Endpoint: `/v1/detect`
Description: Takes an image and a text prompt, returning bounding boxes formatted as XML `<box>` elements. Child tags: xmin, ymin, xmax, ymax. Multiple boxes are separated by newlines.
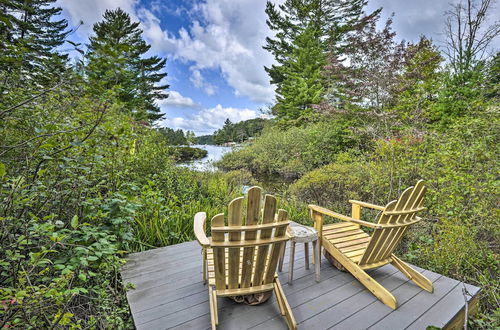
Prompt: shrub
<box><xmin>217</xmin><ymin>119</ymin><xmax>368</xmax><ymax>179</ymax></box>
<box><xmin>169</xmin><ymin>146</ymin><xmax>208</xmax><ymax>162</ymax></box>
<box><xmin>290</xmin><ymin>156</ymin><xmax>372</xmax><ymax>212</ymax></box>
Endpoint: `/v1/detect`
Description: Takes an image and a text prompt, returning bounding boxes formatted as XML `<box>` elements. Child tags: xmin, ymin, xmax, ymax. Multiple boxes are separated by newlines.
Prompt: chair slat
<box><xmin>373</xmin><ymin>185</ymin><xmax>416</xmax><ymax>262</ymax></box>
<box><xmin>211</xmin><ymin>221</ymin><xmax>289</xmax><ymax>232</ymax></box>
<box><xmin>344</xmin><ymin>248</ymin><xmax>366</xmax><ymax>258</ymax></box>
<box><xmin>227</xmin><ymin>197</ymin><xmax>243</xmax><ymax>290</ymax></box>
<box><xmin>360</xmin><ymin>181</ymin><xmax>427</xmax><ymax>265</ymax></box>
<box><xmin>330</xmin><ymin>233</ymin><xmax>368</xmax><ymax>244</ymax></box>
<box><xmin>379</xmin><ymin>182</ymin><xmax>427</xmax><ymax>259</ymax></box>
<box><xmin>377</xmin><ymin>182</ymin><xmax>426</xmax><ymax>260</ymax></box>
<box><xmin>241</xmin><ymin>187</ymin><xmax>261</xmax><ymax>288</ymax></box>
<box><xmin>334</xmin><ymin>236</ymin><xmax>371</xmax><ymax>248</ymax></box>
<box><xmin>324</xmin><ymin>229</ymin><xmax>364</xmax><ymax>239</ymax></box>
<box><xmin>252</xmin><ymin>194</ymin><xmax>276</xmax><ymax>286</ymax></box>
<box><xmin>363</xmin><ymin>187</ymin><xmax>411</xmax><ymax>264</ymax></box>
<box><xmin>264</xmin><ymin>209</ymin><xmax>288</xmax><ymax>283</ymax></box>
<box><xmin>209</xmin><ymin>236</ymin><xmax>289</xmax><ymax>247</ymax></box>
<box><xmin>323</xmin><ymin>223</ymin><xmax>359</xmax><ymax>233</ymax></box>
<box><xmin>211</xmin><ymin>213</ymin><xmax>226</xmax><ymax>289</ymax></box>
<box><xmin>339</xmin><ymin>242</ymin><xmax>369</xmax><ymax>253</ymax></box>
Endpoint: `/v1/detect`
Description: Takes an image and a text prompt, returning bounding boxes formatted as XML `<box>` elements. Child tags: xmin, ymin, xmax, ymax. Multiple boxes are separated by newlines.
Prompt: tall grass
<box><xmin>129</xmin><ymin>170</ymin><xmax>244</xmax><ymax>251</ymax></box>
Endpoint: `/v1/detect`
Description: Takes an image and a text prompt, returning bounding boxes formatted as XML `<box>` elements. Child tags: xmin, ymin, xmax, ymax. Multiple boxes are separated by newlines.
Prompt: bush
<box><xmin>0</xmin><ymin>85</ymin><xmax>245</xmax><ymax>327</ymax></box>
<box><xmin>290</xmin><ymin>157</ymin><xmax>372</xmax><ymax>212</ymax></box>
<box><xmin>129</xmin><ymin>170</ymin><xmax>243</xmax><ymax>251</ymax></box>
<box><xmin>169</xmin><ymin>146</ymin><xmax>208</xmax><ymax>162</ymax></box>
<box><xmin>217</xmin><ymin>119</ymin><xmax>368</xmax><ymax>179</ymax></box>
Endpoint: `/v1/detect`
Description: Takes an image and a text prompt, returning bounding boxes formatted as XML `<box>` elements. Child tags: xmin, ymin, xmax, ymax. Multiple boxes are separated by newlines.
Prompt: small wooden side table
<box><xmin>279</xmin><ymin>221</ymin><xmax>320</xmax><ymax>284</ymax></box>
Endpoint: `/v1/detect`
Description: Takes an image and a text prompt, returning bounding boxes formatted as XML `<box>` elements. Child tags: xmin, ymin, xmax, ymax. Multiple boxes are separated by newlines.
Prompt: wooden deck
<box><xmin>121</xmin><ymin>240</ymin><xmax>480</xmax><ymax>330</ymax></box>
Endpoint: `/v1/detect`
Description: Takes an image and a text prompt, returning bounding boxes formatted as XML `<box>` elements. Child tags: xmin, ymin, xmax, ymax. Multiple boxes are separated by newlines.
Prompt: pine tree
<box><xmin>86</xmin><ymin>8</ymin><xmax>168</xmax><ymax>122</ymax></box>
<box><xmin>0</xmin><ymin>0</ymin><xmax>69</xmax><ymax>85</ymax></box>
<box><xmin>274</xmin><ymin>25</ymin><xmax>324</xmax><ymax>121</ymax></box>
<box><xmin>264</xmin><ymin>0</ymin><xmax>377</xmax><ymax>123</ymax></box>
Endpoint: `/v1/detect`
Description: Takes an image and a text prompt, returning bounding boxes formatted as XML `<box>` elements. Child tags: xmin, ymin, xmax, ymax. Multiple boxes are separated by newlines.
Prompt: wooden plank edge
<box><xmin>444</xmin><ymin>287</ymin><xmax>481</xmax><ymax>330</ymax></box>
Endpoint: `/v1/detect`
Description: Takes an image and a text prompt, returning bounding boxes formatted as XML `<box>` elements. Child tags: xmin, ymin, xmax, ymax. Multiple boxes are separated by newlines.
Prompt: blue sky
<box><xmin>56</xmin><ymin>0</ymin><xmax>499</xmax><ymax>135</ymax></box>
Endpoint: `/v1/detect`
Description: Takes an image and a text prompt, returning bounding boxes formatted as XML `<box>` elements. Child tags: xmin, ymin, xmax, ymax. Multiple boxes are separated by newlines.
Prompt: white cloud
<box><xmin>162</xmin><ymin>104</ymin><xmax>261</xmax><ymax>135</ymax></box>
<box><xmin>190</xmin><ymin>69</ymin><xmax>217</xmax><ymax>96</ymax></box>
<box><xmin>58</xmin><ymin>0</ymin><xmax>276</xmax><ymax>103</ymax></box>
<box><xmin>159</xmin><ymin>0</ymin><xmax>276</xmax><ymax>103</ymax></box>
<box><xmin>56</xmin><ymin>0</ymin><xmax>140</xmax><ymax>37</ymax></box>
<box><xmin>158</xmin><ymin>91</ymin><xmax>197</xmax><ymax>108</ymax></box>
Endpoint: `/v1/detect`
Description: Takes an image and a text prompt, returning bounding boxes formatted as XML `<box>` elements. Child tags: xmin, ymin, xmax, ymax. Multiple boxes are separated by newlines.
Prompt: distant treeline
<box><xmin>158</xmin><ymin>127</ymin><xmax>195</xmax><ymax>145</ymax></box>
<box><xmin>195</xmin><ymin>135</ymin><xmax>215</xmax><ymax>145</ymax></box>
<box><xmin>212</xmin><ymin>118</ymin><xmax>269</xmax><ymax>144</ymax></box>
<box><xmin>158</xmin><ymin>117</ymin><xmax>269</xmax><ymax>145</ymax></box>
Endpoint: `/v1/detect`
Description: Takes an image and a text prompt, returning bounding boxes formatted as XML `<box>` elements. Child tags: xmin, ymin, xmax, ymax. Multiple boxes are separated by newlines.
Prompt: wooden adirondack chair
<box><xmin>194</xmin><ymin>186</ymin><xmax>297</xmax><ymax>330</ymax></box>
<box><xmin>308</xmin><ymin>180</ymin><xmax>433</xmax><ymax>309</ymax></box>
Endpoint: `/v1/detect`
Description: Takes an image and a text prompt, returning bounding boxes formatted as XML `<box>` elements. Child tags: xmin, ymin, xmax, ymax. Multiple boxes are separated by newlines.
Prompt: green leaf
<box><xmin>0</xmin><ymin>162</ymin><xmax>5</xmax><ymax>178</ymax></box>
<box><xmin>71</xmin><ymin>215</ymin><xmax>79</xmax><ymax>229</ymax></box>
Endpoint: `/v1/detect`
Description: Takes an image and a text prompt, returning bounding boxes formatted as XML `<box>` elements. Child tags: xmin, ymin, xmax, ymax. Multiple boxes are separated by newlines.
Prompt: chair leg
<box><xmin>274</xmin><ymin>282</ymin><xmax>286</xmax><ymax>316</ymax></box>
<box><xmin>313</xmin><ymin>239</ymin><xmax>320</xmax><ymax>282</ymax></box>
<box><xmin>274</xmin><ymin>276</ymin><xmax>297</xmax><ymax>330</ymax></box>
<box><xmin>325</xmin><ymin>243</ymin><xmax>397</xmax><ymax>309</ymax></box>
<box><xmin>288</xmin><ymin>241</ymin><xmax>295</xmax><ymax>284</ymax></box>
<box><xmin>304</xmin><ymin>242</ymin><xmax>309</xmax><ymax>270</ymax></box>
<box><xmin>208</xmin><ymin>286</ymin><xmax>218</xmax><ymax>329</ymax></box>
<box><xmin>213</xmin><ymin>289</ymin><xmax>218</xmax><ymax>325</ymax></box>
<box><xmin>391</xmin><ymin>255</ymin><xmax>433</xmax><ymax>292</ymax></box>
<box><xmin>278</xmin><ymin>241</ymin><xmax>287</xmax><ymax>272</ymax></box>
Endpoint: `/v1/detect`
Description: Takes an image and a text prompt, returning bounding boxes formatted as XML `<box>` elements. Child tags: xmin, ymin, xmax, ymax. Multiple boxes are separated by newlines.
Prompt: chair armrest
<box><xmin>349</xmin><ymin>200</ymin><xmax>386</xmax><ymax>211</ymax></box>
<box><xmin>194</xmin><ymin>212</ymin><xmax>210</xmax><ymax>247</ymax></box>
<box><xmin>308</xmin><ymin>205</ymin><xmax>381</xmax><ymax>229</ymax></box>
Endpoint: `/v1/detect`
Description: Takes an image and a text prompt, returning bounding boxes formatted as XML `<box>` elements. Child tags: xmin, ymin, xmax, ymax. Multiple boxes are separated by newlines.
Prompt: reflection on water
<box><xmin>178</xmin><ymin>144</ymin><xmax>233</xmax><ymax>171</ymax></box>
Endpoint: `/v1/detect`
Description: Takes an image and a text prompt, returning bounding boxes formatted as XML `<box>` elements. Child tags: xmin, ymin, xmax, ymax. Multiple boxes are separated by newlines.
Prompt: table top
<box><xmin>287</xmin><ymin>221</ymin><xmax>318</xmax><ymax>242</ymax></box>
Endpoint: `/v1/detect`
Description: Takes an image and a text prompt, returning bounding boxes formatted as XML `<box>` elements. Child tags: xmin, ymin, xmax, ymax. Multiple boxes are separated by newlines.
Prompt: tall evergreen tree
<box><xmin>86</xmin><ymin>8</ymin><xmax>168</xmax><ymax>122</ymax></box>
<box><xmin>274</xmin><ymin>25</ymin><xmax>324</xmax><ymax>121</ymax></box>
<box><xmin>0</xmin><ymin>0</ymin><xmax>69</xmax><ymax>86</ymax></box>
<box><xmin>264</xmin><ymin>0</ymin><xmax>377</xmax><ymax>123</ymax></box>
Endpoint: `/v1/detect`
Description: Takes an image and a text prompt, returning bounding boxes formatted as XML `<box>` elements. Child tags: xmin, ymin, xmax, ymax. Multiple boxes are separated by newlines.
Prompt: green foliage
<box><xmin>289</xmin><ymin>111</ymin><xmax>500</xmax><ymax>318</ymax></box>
<box><xmin>86</xmin><ymin>8</ymin><xmax>168</xmax><ymax>122</ymax></box>
<box><xmin>195</xmin><ymin>134</ymin><xmax>215</xmax><ymax>145</ymax></box>
<box><xmin>0</xmin><ymin>0</ymin><xmax>69</xmax><ymax>86</ymax></box>
<box><xmin>290</xmin><ymin>158</ymin><xmax>372</xmax><ymax>212</ymax></box>
<box><xmin>427</xmin><ymin>67</ymin><xmax>489</xmax><ymax>127</ymax></box>
<box><xmin>130</xmin><ymin>171</ymin><xmax>243</xmax><ymax>251</ymax></box>
<box><xmin>169</xmin><ymin>146</ymin><xmax>208</xmax><ymax>162</ymax></box>
<box><xmin>217</xmin><ymin>119</ymin><xmax>367</xmax><ymax>179</ymax></box>
<box><xmin>158</xmin><ymin>126</ymin><xmax>189</xmax><ymax>145</ymax></box>
<box><xmin>485</xmin><ymin>51</ymin><xmax>500</xmax><ymax>100</ymax></box>
<box><xmin>212</xmin><ymin>118</ymin><xmax>269</xmax><ymax>144</ymax></box>
<box><xmin>264</xmin><ymin>0</ymin><xmax>374</xmax><ymax>123</ymax></box>
<box><xmin>0</xmin><ymin>80</ymin><xmax>246</xmax><ymax>327</ymax></box>
<box><xmin>273</xmin><ymin>25</ymin><xmax>325</xmax><ymax>123</ymax></box>
<box><xmin>390</xmin><ymin>37</ymin><xmax>444</xmax><ymax>126</ymax></box>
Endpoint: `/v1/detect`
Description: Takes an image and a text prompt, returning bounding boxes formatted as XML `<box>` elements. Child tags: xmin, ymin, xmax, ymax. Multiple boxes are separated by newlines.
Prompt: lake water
<box><xmin>178</xmin><ymin>144</ymin><xmax>233</xmax><ymax>171</ymax></box>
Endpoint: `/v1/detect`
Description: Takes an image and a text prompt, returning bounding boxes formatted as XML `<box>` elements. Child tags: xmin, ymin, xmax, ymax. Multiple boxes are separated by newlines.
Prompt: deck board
<box><xmin>121</xmin><ymin>240</ymin><xmax>480</xmax><ymax>330</ymax></box>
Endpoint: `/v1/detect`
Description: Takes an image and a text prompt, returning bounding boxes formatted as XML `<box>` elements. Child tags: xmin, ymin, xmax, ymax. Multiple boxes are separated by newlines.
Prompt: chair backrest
<box><xmin>358</xmin><ymin>180</ymin><xmax>427</xmax><ymax>266</ymax></box>
<box><xmin>210</xmin><ymin>186</ymin><xmax>289</xmax><ymax>292</ymax></box>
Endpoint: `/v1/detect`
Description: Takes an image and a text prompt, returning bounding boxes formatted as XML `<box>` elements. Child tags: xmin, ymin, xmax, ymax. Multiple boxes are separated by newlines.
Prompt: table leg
<box><xmin>288</xmin><ymin>241</ymin><xmax>295</xmax><ymax>284</ymax></box>
<box><xmin>304</xmin><ymin>242</ymin><xmax>309</xmax><ymax>270</ymax></box>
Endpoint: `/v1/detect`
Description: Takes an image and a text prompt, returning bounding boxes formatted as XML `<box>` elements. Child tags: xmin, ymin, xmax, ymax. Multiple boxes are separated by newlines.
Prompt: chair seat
<box><xmin>322</xmin><ymin>222</ymin><xmax>371</xmax><ymax>264</ymax></box>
